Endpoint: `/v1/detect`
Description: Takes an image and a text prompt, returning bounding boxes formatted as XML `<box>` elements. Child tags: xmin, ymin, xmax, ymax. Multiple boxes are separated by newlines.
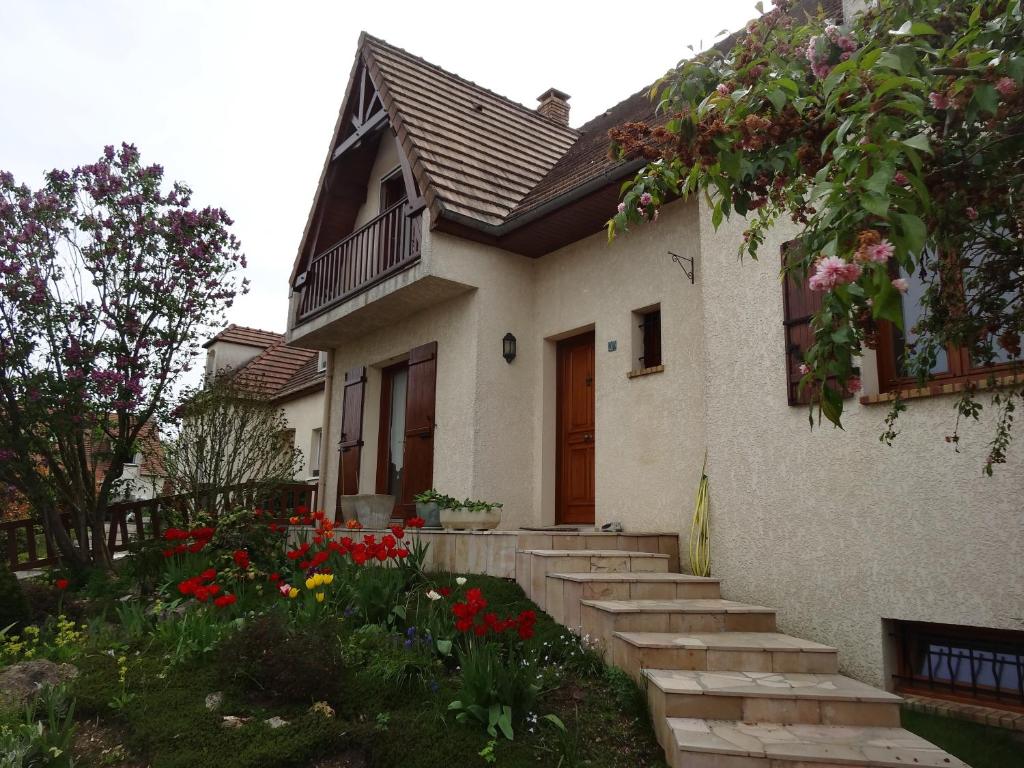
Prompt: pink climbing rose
<box><xmin>928</xmin><ymin>91</ymin><xmax>949</xmax><ymax>110</ymax></box>
<box><xmin>865</xmin><ymin>240</ymin><xmax>895</xmax><ymax>264</ymax></box>
<box><xmin>995</xmin><ymin>77</ymin><xmax>1017</xmax><ymax>97</ymax></box>
<box><xmin>892</xmin><ymin>277</ymin><xmax>909</xmax><ymax>294</ymax></box>
<box><xmin>808</xmin><ymin>256</ymin><xmax>861</xmax><ymax>291</ymax></box>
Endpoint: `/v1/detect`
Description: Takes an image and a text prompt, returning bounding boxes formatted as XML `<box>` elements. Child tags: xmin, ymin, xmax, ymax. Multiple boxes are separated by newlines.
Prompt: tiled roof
<box><xmin>232</xmin><ymin>342</ymin><xmax>318</xmax><ymax>397</ymax></box>
<box><xmin>203</xmin><ymin>324</ymin><xmax>284</xmax><ymax>350</ymax></box>
<box><xmin>272</xmin><ymin>355</ymin><xmax>326</xmax><ymax>402</ymax></box>
<box><xmin>362</xmin><ymin>34</ymin><xmax>579</xmax><ymax>226</ymax></box>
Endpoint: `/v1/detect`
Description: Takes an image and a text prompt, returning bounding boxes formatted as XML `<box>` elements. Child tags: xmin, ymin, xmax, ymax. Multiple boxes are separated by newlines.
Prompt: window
<box><xmin>379</xmin><ymin>168</ymin><xmax>406</xmax><ymax>212</ymax></box>
<box><xmin>876</xmin><ymin>249</ymin><xmax>1021</xmax><ymax>393</ymax></box>
<box><xmin>632</xmin><ymin>305</ymin><xmax>662</xmax><ymax>371</ymax></box>
<box><xmin>317</xmin><ymin>351</ymin><xmax>328</xmax><ymax>373</ymax></box>
<box><xmin>377</xmin><ymin>361</ymin><xmax>409</xmax><ymax>503</ymax></box>
<box><xmin>891</xmin><ymin>620</ymin><xmax>1024</xmax><ymax>709</ymax></box>
<box><xmin>309</xmin><ymin>428</ymin><xmax>322</xmax><ymax>478</ymax></box>
<box><xmin>782</xmin><ymin>244</ymin><xmax>824</xmax><ymax>405</ymax></box>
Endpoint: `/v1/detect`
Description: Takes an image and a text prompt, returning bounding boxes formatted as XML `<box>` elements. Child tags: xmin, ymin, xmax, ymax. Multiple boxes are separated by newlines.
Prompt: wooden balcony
<box><xmin>295</xmin><ymin>201</ymin><xmax>422</xmax><ymax>324</ymax></box>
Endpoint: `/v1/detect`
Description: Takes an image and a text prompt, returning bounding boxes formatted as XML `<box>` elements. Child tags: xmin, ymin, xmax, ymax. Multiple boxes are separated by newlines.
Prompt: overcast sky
<box><xmin>1</xmin><ymin>0</ymin><xmax>760</xmax><ymax>339</ymax></box>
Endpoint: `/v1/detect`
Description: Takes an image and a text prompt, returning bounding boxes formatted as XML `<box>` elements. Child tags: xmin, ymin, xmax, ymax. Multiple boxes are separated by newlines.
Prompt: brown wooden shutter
<box><xmin>337</xmin><ymin>366</ymin><xmax>366</xmax><ymax>501</ymax></box>
<box><xmin>782</xmin><ymin>244</ymin><xmax>822</xmax><ymax>406</ymax></box>
<box><xmin>400</xmin><ymin>341</ymin><xmax>437</xmax><ymax>517</ymax></box>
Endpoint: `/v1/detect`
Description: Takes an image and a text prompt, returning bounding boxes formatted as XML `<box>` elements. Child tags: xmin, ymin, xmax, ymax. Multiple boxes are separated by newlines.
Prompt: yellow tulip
<box><xmin>313</xmin><ymin>573</ymin><xmax>325</xmax><ymax>587</ymax></box>
<box><xmin>322</xmin><ymin>574</ymin><xmax>334</xmax><ymax>585</ymax></box>
<box><xmin>305</xmin><ymin>577</ymin><xmax>316</xmax><ymax>590</ymax></box>
<box><xmin>315</xmin><ymin>592</ymin><xmax>325</xmax><ymax>603</ymax></box>
<box><xmin>288</xmin><ymin>588</ymin><xmax>299</xmax><ymax>599</ymax></box>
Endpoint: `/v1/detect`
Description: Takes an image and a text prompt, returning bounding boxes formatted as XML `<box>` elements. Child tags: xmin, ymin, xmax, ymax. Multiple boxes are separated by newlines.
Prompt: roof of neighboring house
<box><xmin>272</xmin><ymin>355</ymin><xmax>326</xmax><ymax>402</ymax></box>
<box><xmin>203</xmin><ymin>324</ymin><xmax>285</xmax><ymax>350</ymax></box>
<box><xmin>362</xmin><ymin>34</ymin><xmax>580</xmax><ymax>227</ymax></box>
<box><xmin>231</xmin><ymin>342</ymin><xmax>318</xmax><ymax>397</ymax></box>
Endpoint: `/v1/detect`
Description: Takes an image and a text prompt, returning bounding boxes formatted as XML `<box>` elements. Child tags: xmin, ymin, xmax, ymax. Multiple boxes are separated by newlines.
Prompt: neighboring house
<box><xmin>282</xmin><ymin>4</ymin><xmax>1021</xmax><ymax>709</ymax></box>
<box><xmin>202</xmin><ymin>324</ymin><xmax>326</xmax><ymax>481</ymax></box>
<box><xmin>101</xmin><ymin>421</ymin><xmax>167</xmax><ymax>501</ymax></box>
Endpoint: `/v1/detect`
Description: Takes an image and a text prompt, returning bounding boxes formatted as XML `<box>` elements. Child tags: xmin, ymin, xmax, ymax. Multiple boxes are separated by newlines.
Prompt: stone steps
<box><xmin>545</xmin><ymin>572</ymin><xmax>722</xmax><ymax>628</ymax></box>
<box><xmin>610</xmin><ymin>631</ymin><xmax>839</xmax><ymax>680</ymax></box>
<box><xmin>515</xmin><ymin>549</ymin><xmax>670</xmax><ymax>610</ymax></box>
<box><xmin>579</xmin><ymin>599</ymin><xmax>777</xmax><ymax>653</ymax></box>
<box><xmin>663</xmin><ymin>719</ymin><xmax>970</xmax><ymax>768</ymax></box>
<box><xmin>645</xmin><ymin>670</ymin><xmax>903</xmax><ymax>728</ymax></box>
<box><xmin>513</xmin><ymin>538</ymin><xmax>964</xmax><ymax>768</ymax></box>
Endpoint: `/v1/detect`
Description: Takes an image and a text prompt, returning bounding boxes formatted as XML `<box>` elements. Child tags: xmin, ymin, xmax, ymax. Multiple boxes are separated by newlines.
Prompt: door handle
<box><xmin>583</xmin><ymin>433</ymin><xmax>593</xmax><ymax>442</ymax></box>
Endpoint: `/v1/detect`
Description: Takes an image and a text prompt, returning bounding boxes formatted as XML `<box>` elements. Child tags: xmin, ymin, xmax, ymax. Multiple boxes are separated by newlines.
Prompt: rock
<box><xmin>265</xmin><ymin>716</ymin><xmax>288</xmax><ymax>729</ymax></box>
<box><xmin>205</xmin><ymin>691</ymin><xmax>224</xmax><ymax>711</ymax></box>
<box><xmin>0</xmin><ymin>660</ymin><xmax>78</xmax><ymax>708</ymax></box>
<box><xmin>221</xmin><ymin>715</ymin><xmax>251</xmax><ymax>729</ymax></box>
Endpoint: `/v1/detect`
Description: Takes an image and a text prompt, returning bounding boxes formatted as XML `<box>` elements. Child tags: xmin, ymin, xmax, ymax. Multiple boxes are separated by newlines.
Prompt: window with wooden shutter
<box><xmin>782</xmin><ymin>244</ymin><xmax>823</xmax><ymax>405</ymax></box>
<box><xmin>400</xmin><ymin>341</ymin><xmax>437</xmax><ymax>519</ymax></box>
<box><xmin>336</xmin><ymin>366</ymin><xmax>366</xmax><ymax>503</ymax></box>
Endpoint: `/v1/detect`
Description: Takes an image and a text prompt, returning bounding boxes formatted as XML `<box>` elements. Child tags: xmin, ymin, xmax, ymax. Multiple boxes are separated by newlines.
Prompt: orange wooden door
<box><xmin>556</xmin><ymin>332</ymin><xmax>595</xmax><ymax>525</ymax></box>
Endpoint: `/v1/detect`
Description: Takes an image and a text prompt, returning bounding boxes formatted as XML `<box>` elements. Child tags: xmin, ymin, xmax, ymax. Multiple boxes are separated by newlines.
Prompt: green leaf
<box><xmin>864</xmin><ymin>163</ymin><xmax>895</xmax><ymax>195</ymax></box>
<box><xmin>765</xmin><ymin>88</ymin><xmax>786</xmax><ymax>112</ymax></box>
<box><xmin>872</xmin><ymin>280</ymin><xmax>904</xmax><ymax>328</ymax></box>
<box><xmin>902</xmin><ymin>133</ymin><xmax>932</xmax><ymax>154</ymax></box>
<box><xmin>497</xmin><ymin>706</ymin><xmax>514</xmax><ymax>741</ymax></box>
<box><xmin>436</xmin><ymin>639</ymin><xmax>453</xmax><ymax>656</ymax></box>
<box><xmin>448</xmin><ymin>700</ymin><xmax>463</xmax><ymax>711</ymax></box>
<box><xmin>876</xmin><ymin>51</ymin><xmax>906</xmax><ymax>73</ymax></box>
<box><xmin>820</xmin><ymin>384</ymin><xmax>845</xmax><ymax>429</ymax></box>
<box><xmin>861</xmin><ymin>192</ymin><xmax>890</xmax><ymax>217</ymax></box>
<box><xmin>711</xmin><ymin>201</ymin><xmax>724</xmax><ymax>229</ymax></box>
<box><xmin>543</xmin><ymin>714</ymin><xmax>567</xmax><ymax>732</ymax></box>
<box><xmin>890</xmin><ymin>20</ymin><xmax>938</xmax><ymax>36</ymax></box>
<box><xmin>972</xmin><ymin>83</ymin><xmax>998</xmax><ymax>115</ymax></box>
<box><xmin>896</xmin><ymin>213</ymin><xmax>926</xmax><ymax>257</ymax></box>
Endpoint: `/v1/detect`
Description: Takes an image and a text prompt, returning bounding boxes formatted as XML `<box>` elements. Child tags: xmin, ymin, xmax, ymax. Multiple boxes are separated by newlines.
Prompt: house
<box><xmin>202</xmin><ymin>324</ymin><xmax>326</xmax><ymax>481</ymax></box>
<box><xmin>282</xmin><ymin>2</ymin><xmax>1022</xmax><ymax>733</ymax></box>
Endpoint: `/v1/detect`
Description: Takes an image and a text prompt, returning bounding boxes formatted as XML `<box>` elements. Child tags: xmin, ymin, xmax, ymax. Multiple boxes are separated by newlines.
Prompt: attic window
<box><xmin>380</xmin><ymin>168</ymin><xmax>406</xmax><ymax>212</ymax></box>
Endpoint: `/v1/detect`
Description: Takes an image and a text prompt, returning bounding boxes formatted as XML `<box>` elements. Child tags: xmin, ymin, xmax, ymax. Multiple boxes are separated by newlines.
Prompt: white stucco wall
<box><xmin>696</xmin><ymin>201</ymin><xmax>1024</xmax><ymax>687</ymax></box>
<box><xmin>352</xmin><ymin>133</ymin><xmax>401</xmax><ymax>229</ymax></box>
<box><xmin>204</xmin><ymin>341</ymin><xmax>263</xmax><ymax>377</ymax></box>
<box><xmin>278</xmin><ymin>388</ymin><xmax>325</xmax><ymax>481</ymax></box>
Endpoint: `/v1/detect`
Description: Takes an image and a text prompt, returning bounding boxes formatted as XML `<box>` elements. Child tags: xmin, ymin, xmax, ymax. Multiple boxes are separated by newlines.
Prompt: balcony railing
<box><xmin>296</xmin><ymin>201</ymin><xmax>422</xmax><ymax>323</ymax></box>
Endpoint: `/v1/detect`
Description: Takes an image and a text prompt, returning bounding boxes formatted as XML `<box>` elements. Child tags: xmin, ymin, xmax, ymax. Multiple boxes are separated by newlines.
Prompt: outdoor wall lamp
<box><xmin>502</xmin><ymin>332</ymin><xmax>517</xmax><ymax>364</ymax></box>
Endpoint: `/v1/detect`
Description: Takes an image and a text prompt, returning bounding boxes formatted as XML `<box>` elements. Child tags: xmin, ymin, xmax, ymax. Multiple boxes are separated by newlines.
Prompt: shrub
<box><xmin>0</xmin><ymin>562</ymin><xmax>30</xmax><ymax>630</ymax></box>
<box><xmin>217</xmin><ymin>612</ymin><xmax>345</xmax><ymax>704</ymax></box>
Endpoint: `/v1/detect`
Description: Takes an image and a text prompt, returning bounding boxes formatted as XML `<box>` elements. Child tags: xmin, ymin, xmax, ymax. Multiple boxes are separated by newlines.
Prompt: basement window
<box><xmin>630</xmin><ymin>305</ymin><xmax>663</xmax><ymax>376</ymax></box>
<box><xmin>890</xmin><ymin>620</ymin><xmax>1024</xmax><ymax>710</ymax></box>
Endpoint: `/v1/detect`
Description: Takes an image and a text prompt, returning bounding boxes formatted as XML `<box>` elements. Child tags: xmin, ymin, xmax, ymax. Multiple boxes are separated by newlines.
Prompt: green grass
<box><xmin>902</xmin><ymin>708</ymin><xmax>1024</xmax><ymax>768</ymax></box>
<box><xmin>65</xmin><ymin>574</ymin><xmax>666</xmax><ymax>768</ymax></box>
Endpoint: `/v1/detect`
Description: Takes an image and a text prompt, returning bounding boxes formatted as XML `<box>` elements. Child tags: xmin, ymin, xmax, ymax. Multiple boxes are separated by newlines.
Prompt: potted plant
<box><xmin>347</xmin><ymin>494</ymin><xmax>395</xmax><ymax>529</ymax></box>
<box><xmin>412</xmin><ymin>488</ymin><xmax>450</xmax><ymax>529</ymax></box>
<box><xmin>440</xmin><ymin>497</ymin><xmax>503</xmax><ymax>531</ymax></box>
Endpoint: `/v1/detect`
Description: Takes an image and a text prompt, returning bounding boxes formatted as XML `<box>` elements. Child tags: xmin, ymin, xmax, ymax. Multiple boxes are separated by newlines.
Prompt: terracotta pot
<box><xmin>439</xmin><ymin>506</ymin><xmax>501</xmax><ymax>531</ymax></box>
<box><xmin>347</xmin><ymin>494</ymin><xmax>395</xmax><ymax>529</ymax></box>
<box><xmin>415</xmin><ymin>501</ymin><xmax>442</xmax><ymax>529</ymax></box>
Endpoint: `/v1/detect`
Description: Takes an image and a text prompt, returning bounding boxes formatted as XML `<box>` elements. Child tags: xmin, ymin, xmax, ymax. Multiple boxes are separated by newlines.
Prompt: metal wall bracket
<box><xmin>669</xmin><ymin>251</ymin><xmax>695</xmax><ymax>284</ymax></box>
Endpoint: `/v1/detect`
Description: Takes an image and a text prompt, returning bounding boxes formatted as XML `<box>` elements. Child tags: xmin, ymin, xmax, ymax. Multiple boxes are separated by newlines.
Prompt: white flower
<box><xmin>426</xmin><ymin>590</ymin><xmax>442</xmax><ymax>601</ymax></box>
<box><xmin>455</xmin><ymin>577</ymin><xmax>467</xmax><ymax>586</ymax></box>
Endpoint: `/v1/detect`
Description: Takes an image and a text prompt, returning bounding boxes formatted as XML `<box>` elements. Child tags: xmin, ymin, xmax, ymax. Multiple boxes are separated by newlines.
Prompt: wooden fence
<box><xmin>1</xmin><ymin>481</ymin><xmax>318</xmax><ymax>573</ymax></box>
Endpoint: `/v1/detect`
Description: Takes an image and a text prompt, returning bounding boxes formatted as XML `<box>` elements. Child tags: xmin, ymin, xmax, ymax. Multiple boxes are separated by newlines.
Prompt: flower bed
<box><xmin>0</xmin><ymin>506</ymin><xmax>667</xmax><ymax>768</ymax></box>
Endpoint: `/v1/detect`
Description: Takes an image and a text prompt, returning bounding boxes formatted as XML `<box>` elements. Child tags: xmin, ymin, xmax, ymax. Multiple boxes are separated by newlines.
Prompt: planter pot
<box><xmin>346</xmin><ymin>494</ymin><xmax>395</xmax><ymax>529</ymax></box>
<box><xmin>439</xmin><ymin>506</ymin><xmax>501</xmax><ymax>531</ymax></box>
<box><xmin>415</xmin><ymin>501</ymin><xmax>442</xmax><ymax>529</ymax></box>
<box><xmin>337</xmin><ymin>495</ymin><xmax>360</xmax><ymax>524</ymax></box>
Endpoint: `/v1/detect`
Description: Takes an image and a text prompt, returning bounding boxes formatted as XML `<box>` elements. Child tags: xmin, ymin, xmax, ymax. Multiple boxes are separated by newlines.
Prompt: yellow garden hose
<box><xmin>688</xmin><ymin>454</ymin><xmax>710</xmax><ymax>577</ymax></box>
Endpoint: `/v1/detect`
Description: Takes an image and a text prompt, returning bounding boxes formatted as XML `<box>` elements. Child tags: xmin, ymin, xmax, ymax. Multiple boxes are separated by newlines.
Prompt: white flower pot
<box><xmin>439</xmin><ymin>506</ymin><xmax>501</xmax><ymax>531</ymax></box>
<box><xmin>347</xmin><ymin>494</ymin><xmax>395</xmax><ymax>529</ymax></box>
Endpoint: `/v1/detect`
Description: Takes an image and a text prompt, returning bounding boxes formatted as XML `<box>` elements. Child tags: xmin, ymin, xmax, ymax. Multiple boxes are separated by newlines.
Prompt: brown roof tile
<box><xmin>232</xmin><ymin>342</ymin><xmax>318</xmax><ymax>397</ymax></box>
<box><xmin>362</xmin><ymin>34</ymin><xmax>579</xmax><ymax>225</ymax></box>
<box><xmin>272</xmin><ymin>355</ymin><xmax>326</xmax><ymax>402</ymax></box>
<box><xmin>203</xmin><ymin>324</ymin><xmax>284</xmax><ymax>350</ymax></box>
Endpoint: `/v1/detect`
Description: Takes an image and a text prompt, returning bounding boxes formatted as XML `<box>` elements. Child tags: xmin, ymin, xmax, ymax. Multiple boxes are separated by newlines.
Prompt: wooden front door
<box><xmin>556</xmin><ymin>332</ymin><xmax>595</xmax><ymax>525</ymax></box>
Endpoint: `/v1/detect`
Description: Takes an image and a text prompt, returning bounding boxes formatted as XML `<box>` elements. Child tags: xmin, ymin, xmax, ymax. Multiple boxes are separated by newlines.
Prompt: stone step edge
<box><xmin>517</xmin><ymin>548</ymin><xmax>669</xmax><ymax>557</ymax></box>
<box><xmin>665</xmin><ymin>718</ymin><xmax>968</xmax><ymax>767</ymax></box>
<box><xmin>547</xmin><ymin>572</ymin><xmax>720</xmax><ymax>583</ymax></box>
<box><xmin>581</xmin><ymin>599</ymin><xmax>776</xmax><ymax>614</ymax></box>
<box><xmin>613</xmin><ymin>631</ymin><xmax>837</xmax><ymax>653</ymax></box>
<box><xmin>644</xmin><ymin>670</ymin><xmax>902</xmax><ymax>704</ymax></box>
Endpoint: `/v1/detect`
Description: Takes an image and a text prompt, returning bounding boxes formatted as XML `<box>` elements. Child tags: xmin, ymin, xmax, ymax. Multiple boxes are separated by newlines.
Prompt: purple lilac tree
<box><xmin>0</xmin><ymin>144</ymin><xmax>248</xmax><ymax>568</ymax></box>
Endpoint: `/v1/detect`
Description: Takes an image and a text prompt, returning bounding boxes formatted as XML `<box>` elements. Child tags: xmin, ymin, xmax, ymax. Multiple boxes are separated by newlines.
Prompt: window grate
<box><xmin>892</xmin><ymin>621</ymin><xmax>1024</xmax><ymax>709</ymax></box>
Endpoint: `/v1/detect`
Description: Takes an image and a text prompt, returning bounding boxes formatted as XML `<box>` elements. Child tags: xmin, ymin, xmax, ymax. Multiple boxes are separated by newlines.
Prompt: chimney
<box><xmin>536</xmin><ymin>88</ymin><xmax>571</xmax><ymax>125</ymax></box>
